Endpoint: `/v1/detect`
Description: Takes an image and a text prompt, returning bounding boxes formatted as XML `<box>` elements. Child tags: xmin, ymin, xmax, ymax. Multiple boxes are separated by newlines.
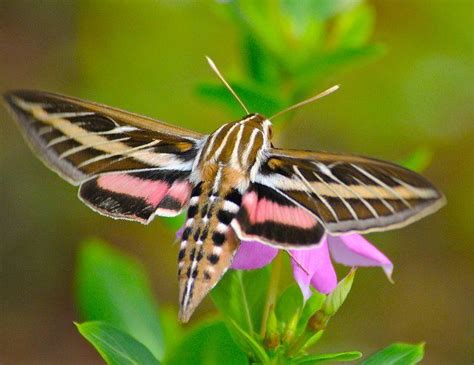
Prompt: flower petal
<box><xmin>290</xmin><ymin>238</ymin><xmax>337</xmax><ymax>299</ymax></box>
<box><xmin>231</xmin><ymin>240</ymin><xmax>278</xmax><ymax>270</ymax></box>
<box><xmin>328</xmin><ymin>234</ymin><xmax>393</xmax><ymax>281</ymax></box>
<box><xmin>175</xmin><ymin>226</ymin><xmax>184</xmax><ymax>239</ymax></box>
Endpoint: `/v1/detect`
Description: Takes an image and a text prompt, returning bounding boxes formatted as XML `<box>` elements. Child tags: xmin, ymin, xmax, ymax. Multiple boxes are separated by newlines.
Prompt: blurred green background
<box><xmin>0</xmin><ymin>0</ymin><xmax>472</xmax><ymax>364</ymax></box>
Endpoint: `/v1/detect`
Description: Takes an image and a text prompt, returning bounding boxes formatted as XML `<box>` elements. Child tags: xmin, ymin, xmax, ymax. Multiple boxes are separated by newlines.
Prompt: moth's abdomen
<box><xmin>177</xmin><ymin>175</ymin><xmax>243</xmax><ymax>322</ymax></box>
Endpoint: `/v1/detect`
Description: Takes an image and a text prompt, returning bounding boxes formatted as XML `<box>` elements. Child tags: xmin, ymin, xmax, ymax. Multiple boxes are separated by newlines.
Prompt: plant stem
<box><xmin>260</xmin><ymin>252</ymin><xmax>282</xmax><ymax>338</ymax></box>
<box><xmin>286</xmin><ymin>330</ymin><xmax>324</xmax><ymax>357</ymax></box>
<box><xmin>238</xmin><ymin>271</ymin><xmax>254</xmax><ymax>335</ymax></box>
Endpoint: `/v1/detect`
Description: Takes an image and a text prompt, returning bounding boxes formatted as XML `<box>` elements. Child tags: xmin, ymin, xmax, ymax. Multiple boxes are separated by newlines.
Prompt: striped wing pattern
<box><xmin>254</xmin><ymin>148</ymin><xmax>446</xmax><ymax>235</ymax></box>
<box><xmin>4</xmin><ymin>90</ymin><xmax>204</xmax><ymax>222</ymax></box>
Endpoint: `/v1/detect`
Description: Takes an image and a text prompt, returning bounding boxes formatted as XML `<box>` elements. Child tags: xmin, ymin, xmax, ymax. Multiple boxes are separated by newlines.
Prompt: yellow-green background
<box><xmin>0</xmin><ymin>1</ymin><xmax>472</xmax><ymax>364</ymax></box>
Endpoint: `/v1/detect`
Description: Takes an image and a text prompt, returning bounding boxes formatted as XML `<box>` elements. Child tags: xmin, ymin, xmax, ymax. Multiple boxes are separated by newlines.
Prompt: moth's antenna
<box><xmin>270</xmin><ymin>85</ymin><xmax>340</xmax><ymax>120</ymax></box>
<box><xmin>206</xmin><ymin>56</ymin><xmax>249</xmax><ymax>115</ymax></box>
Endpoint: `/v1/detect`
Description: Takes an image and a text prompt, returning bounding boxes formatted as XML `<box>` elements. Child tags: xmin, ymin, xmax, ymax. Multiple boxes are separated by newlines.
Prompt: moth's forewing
<box><xmin>252</xmin><ymin>148</ymin><xmax>446</xmax><ymax>235</ymax></box>
<box><xmin>3</xmin><ymin>90</ymin><xmax>204</xmax><ymax>222</ymax></box>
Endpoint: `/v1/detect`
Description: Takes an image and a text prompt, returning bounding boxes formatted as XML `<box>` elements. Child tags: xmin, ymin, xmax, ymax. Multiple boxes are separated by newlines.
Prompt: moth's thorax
<box><xmin>193</xmin><ymin>114</ymin><xmax>271</xmax><ymax>182</ymax></box>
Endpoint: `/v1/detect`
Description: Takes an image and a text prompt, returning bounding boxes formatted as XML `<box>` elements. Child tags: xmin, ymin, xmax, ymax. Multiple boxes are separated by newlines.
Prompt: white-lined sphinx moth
<box><xmin>3</xmin><ymin>70</ymin><xmax>445</xmax><ymax>322</ymax></box>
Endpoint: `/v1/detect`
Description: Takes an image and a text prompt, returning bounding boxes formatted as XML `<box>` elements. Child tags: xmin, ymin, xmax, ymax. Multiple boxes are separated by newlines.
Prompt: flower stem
<box><xmin>260</xmin><ymin>252</ymin><xmax>282</xmax><ymax>338</ymax></box>
<box><xmin>238</xmin><ymin>271</ymin><xmax>254</xmax><ymax>335</ymax></box>
<box><xmin>286</xmin><ymin>330</ymin><xmax>323</xmax><ymax>357</ymax></box>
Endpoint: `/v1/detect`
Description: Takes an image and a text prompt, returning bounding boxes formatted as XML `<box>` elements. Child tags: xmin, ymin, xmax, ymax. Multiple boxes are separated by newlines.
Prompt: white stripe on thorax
<box><xmin>241</xmin><ymin>128</ymin><xmax>260</xmax><ymax>167</ymax></box>
<box><xmin>190</xmin><ymin>137</ymin><xmax>207</xmax><ymax>180</ymax></box>
<box><xmin>230</xmin><ymin>124</ymin><xmax>245</xmax><ymax>167</ymax></box>
<box><xmin>212</xmin><ymin>166</ymin><xmax>223</xmax><ymax>194</ymax></box>
<box><xmin>202</xmin><ymin>124</ymin><xmax>226</xmax><ymax>160</ymax></box>
<box><xmin>212</xmin><ymin>123</ymin><xmax>240</xmax><ymax>161</ymax></box>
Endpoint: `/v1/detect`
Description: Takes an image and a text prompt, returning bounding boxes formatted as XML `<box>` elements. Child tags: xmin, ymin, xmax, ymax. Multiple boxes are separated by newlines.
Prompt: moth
<box><xmin>3</xmin><ymin>58</ymin><xmax>445</xmax><ymax>322</ymax></box>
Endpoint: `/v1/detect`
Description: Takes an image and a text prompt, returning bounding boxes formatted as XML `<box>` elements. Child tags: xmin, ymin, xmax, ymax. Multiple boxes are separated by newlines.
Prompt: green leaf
<box><xmin>211</xmin><ymin>267</ymin><xmax>270</xmax><ymax>335</ymax></box>
<box><xmin>279</xmin><ymin>0</ymin><xmax>325</xmax><ymax>61</ymax></box>
<box><xmin>296</xmin><ymin>290</ymin><xmax>325</xmax><ymax>335</ymax></box>
<box><xmin>235</xmin><ymin>0</ymin><xmax>288</xmax><ymax>62</ymax></box>
<box><xmin>196</xmin><ymin>82</ymin><xmax>285</xmax><ymax>117</ymax></box>
<box><xmin>361</xmin><ymin>343</ymin><xmax>424</xmax><ymax>365</ymax></box>
<box><xmin>297</xmin><ymin>44</ymin><xmax>386</xmax><ymax>89</ymax></box>
<box><xmin>294</xmin><ymin>351</ymin><xmax>362</xmax><ymax>364</ymax></box>
<box><xmin>276</xmin><ymin>284</ymin><xmax>304</xmax><ymax>325</ymax></box>
<box><xmin>75</xmin><ymin>239</ymin><xmax>164</xmax><ymax>360</ymax></box>
<box><xmin>302</xmin><ymin>330</ymin><xmax>325</xmax><ymax>350</ymax></box>
<box><xmin>76</xmin><ymin>321</ymin><xmax>160</xmax><ymax>365</ymax></box>
<box><xmin>157</xmin><ymin>306</ymin><xmax>184</xmax><ymax>355</ymax></box>
<box><xmin>321</xmin><ymin>269</ymin><xmax>355</xmax><ymax>316</ymax></box>
<box><xmin>399</xmin><ymin>147</ymin><xmax>433</xmax><ymax>172</ymax></box>
<box><xmin>308</xmin><ymin>0</ymin><xmax>363</xmax><ymax>21</ymax></box>
<box><xmin>227</xmin><ymin>319</ymin><xmax>270</xmax><ymax>363</ymax></box>
<box><xmin>243</xmin><ymin>33</ymin><xmax>281</xmax><ymax>85</ymax></box>
<box><xmin>164</xmin><ymin>320</ymin><xmax>248</xmax><ymax>365</ymax></box>
<box><xmin>162</xmin><ymin>214</ymin><xmax>186</xmax><ymax>232</ymax></box>
<box><xmin>331</xmin><ymin>4</ymin><xmax>375</xmax><ymax>49</ymax></box>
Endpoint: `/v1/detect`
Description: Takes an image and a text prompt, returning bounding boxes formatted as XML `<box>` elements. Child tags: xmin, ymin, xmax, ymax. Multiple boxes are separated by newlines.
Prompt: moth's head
<box><xmin>243</xmin><ymin>113</ymin><xmax>273</xmax><ymax>141</ymax></box>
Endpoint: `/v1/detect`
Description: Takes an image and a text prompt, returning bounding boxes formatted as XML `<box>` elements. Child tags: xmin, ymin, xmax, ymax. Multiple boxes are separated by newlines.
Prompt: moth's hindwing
<box><xmin>3</xmin><ymin>90</ymin><xmax>205</xmax><ymax>223</ymax></box>
<box><xmin>232</xmin><ymin>182</ymin><xmax>325</xmax><ymax>248</ymax></box>
<box><xmin>79</xmin><ymin>170</ymin><xmax>192</xmax><ymax>223</ymax></box>
<box><xmin>254</xmin><ymin>148</ymin><xmax>446</xmax><ymax>235</ymax></box>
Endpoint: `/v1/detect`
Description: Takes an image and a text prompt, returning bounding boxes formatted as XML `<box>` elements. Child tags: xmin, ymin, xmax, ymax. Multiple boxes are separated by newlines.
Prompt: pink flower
<box><xmin>176</xmin><ymin>227</ymin><xmax>392</xmax><ymax>300</ymax></box>
<box><xmin>231</xmin><ymin>234</ymin><xmax>393</xmax><ymax>300</ymax></box>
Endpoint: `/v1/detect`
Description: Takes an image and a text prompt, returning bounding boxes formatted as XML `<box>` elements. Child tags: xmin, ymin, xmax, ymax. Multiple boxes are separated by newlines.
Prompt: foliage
<box><xmin>75</xmin><ymin>238</ymin><xmax>165</xmax><ymax>360</ymax></box>
<box><xmin>76</xmin><ymin>321</ymin><xmax>161</xmax><ymax>365</ymax></box>
<box><xmin>75</xmin><ymin>240</ymin><xmax>425</xmax><ymax>364</ymax></box>
<box><xmin>211</xmin><ymin>267</ymin><xmax>270</xmax><ymax>335</ymax></box>
<box><xmin>198</xmin><ymin>0</ymin><xmax>384</xmax><ymax>120</ymax></box>
<box><xmin>164</xmin><ymin>320</ymin><xmax>248</xmax><ymax>365</ymax></box>
<box><xmin>74</xmin><ymin>1</ymin><xmax>428</xmax><ymax>364</ymax></box>
<box><xmin>360</xmin><ymin>343</ymin><xmax>425</xmax><ymax>365</ymax></box>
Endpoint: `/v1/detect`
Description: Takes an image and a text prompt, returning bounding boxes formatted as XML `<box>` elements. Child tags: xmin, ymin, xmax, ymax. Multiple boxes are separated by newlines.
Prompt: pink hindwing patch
<box><xmin>98</xmin><ymin>174</ymin><xmax>170</xmax><ymax>206</ymax></box>
<box><xmin>79</xmin><ymin>170</ymin><xmax>192</xmax><ymax>223</ymax></box>
<box><xmin>232</xmin><ymin>183</ymin><xmax>325</xmax><ymax>248</ymax></box>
